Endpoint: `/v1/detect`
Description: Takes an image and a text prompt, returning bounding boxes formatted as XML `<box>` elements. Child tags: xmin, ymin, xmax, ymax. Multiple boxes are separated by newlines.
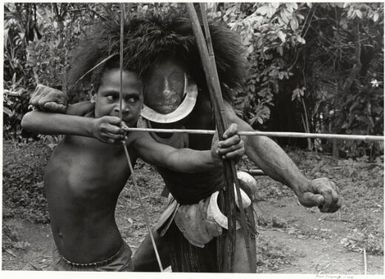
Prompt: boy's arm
<box><xmin>21</xmin><ymin>111</ymin><xmax>124</xmax><ymax>143</ymax></box>
<box><xmin>132</xmin><ymin>124</ymin><xmax>244</xmax><ymax>173</ymax></box>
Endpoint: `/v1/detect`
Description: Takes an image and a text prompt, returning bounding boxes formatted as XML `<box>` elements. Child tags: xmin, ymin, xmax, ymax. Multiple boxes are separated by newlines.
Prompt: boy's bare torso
<box><xmin>44</xmin><ymin>134</ymin><xmax>136</xmax><ymax>263</ymax></box>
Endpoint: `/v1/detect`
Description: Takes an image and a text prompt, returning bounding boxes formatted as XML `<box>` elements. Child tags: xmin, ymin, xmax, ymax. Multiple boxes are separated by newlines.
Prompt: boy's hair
<box><xmin>68</xmin><ymin>10</ymin><xmax>248</xmax><ymax>101</ymax></box>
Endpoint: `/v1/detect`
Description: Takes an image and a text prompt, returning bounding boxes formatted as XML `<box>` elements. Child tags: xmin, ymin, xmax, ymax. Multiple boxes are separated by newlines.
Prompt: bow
<box><xmin>186</xmin><ymin>3</ymin><xmax>254</xmax><ymax>272</ymax></box>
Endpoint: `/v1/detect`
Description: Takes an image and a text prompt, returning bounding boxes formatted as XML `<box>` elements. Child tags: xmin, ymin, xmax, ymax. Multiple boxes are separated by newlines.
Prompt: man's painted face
<box><xmin>141</xmin><ymin>59</ymin><xmax>198</xmax><ymax>124</ymax></box>
<box><xmin>143</xmin><ymin>59</ymin><xmax>185</xmax><ymax>114</ymax></box>
<box><xmin>94</xmin><ymin>68</ymin><xmax>143</xmax><ymax>127</ymax></box>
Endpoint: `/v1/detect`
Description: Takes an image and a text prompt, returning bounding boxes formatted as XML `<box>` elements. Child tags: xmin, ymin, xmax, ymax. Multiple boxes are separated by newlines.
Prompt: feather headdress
<box><xmin>68</xmin><ymin>11</ymin><xmax>249</xmax><ymax>101</ymax></box>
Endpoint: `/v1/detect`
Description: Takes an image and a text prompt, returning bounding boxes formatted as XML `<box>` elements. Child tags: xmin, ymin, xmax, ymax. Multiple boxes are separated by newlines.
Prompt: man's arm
<box><xmin>66</xmin><ymin>101</ymin><xmax>94</xmax><ymax>116</ymax></box>
<box><xmin>132</xmin><ymin>123</ymin><xmax>244</xmax><ymax>173</ymax></box>
<box><xmin>21</xmin><ymin>111</ymin><xmax>124</xmax><ymax>143</ymax></box>
<box><xmin>224</xmin><ymin>102</ymin><xmax>341</xmax><ymax>212</ymax></box>
<box><xmin>30</xmin><ymin>84</ymin><xmax>94</xmax><ymax>116</ymax></box>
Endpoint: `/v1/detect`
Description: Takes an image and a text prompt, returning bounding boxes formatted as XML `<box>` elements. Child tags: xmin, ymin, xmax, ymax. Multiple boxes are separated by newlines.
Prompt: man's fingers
<box><xmin>312</xmin><ymin>179</ymin><xmax>340</xmax><ymax>212</ymax></box>
<box><xmin>319</xmin><ymin>192</ymin><xmax>341</xmax><ymax>213</ymax></box>
<box><xmin>320</xmin><ymin>200</ymin><xmax>341</xmax><ymax>213</ymax></box>
<box><xmin>308</xmin><ymin>178</ymin><xmax>340</xmax><ymax>212</ymax></box>
<box><xmin>30</xmin><ymin>85</ymin><xmax>68</xmax><ymax>111</ymax></box>
<box><xmin>222</xmin><ymin>123</ymin><xmax>238</xmax><ymax>139</ymax></box>
<box><xmin>300</xmin><ymin>192</ymin><xmax>325</xmax><ymax>208</ymax></box>
<box><xmin>220</xmin><ymin>148</ymin><xmax>244</xmax><ymax>160</ymax></box>
<box><xmin>218</xmin><ymin>134</ymin><xmax>241</xmax><ymax>148</ymax></box>
<box><xmin>217</xmin><ymin>142</ymin><xmax>243</xmax><ymax>155</ymax></box>
<box><xmin>44</xmin><ymin>102</ymin><xmax>67</xmax><ymax>113</ymax></box>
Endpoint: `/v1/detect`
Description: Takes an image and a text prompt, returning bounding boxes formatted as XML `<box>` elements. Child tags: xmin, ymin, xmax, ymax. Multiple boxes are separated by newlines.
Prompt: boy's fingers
<box><xmin>104</xmin><ymin>116</ymin><xmax>122</xmax><ymax>124</ymax></box>
<box><xmin>105</xmin><ymin>124</ymin><xmax>124</xmax><ymax>135</ymax></box>
<box><xmin>102</xmin><ymin>132</ymin><xmax>124</xmax><ymax>142</ymax></box>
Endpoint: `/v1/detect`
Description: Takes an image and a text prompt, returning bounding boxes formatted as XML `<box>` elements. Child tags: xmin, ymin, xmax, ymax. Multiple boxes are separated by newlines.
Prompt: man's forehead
<box><xmin>146</xmin><ymin>58</ymin><xmax>186</xmax><ymax>76</ymax></box>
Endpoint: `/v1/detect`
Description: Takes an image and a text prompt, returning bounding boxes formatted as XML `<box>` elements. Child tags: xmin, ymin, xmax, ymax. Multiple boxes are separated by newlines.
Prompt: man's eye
<box><xmin>127</xmin><ymin>97</ymin><xmax>138</xmax><ymax>103</ymax></box>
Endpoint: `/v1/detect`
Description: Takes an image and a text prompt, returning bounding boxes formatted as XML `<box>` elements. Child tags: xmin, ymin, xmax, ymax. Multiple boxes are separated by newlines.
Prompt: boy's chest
<box><xmin>60</xmin><ymin>137</ymin><xmax>134</xmax><ymax>195</ymax></box>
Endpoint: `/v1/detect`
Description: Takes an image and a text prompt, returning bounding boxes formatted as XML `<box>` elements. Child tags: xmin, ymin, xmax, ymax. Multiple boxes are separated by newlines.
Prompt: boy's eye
<box><xmin>106</xmin><ymin>95</ymin><xmax>117</xmax><ymax>102</ymax></box>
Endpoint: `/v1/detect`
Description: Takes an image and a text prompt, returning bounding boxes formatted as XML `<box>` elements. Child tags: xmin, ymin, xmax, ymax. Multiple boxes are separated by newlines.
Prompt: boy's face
<box><xmin>94</xmin><ymin>68</ymin><xmax>143</xmax><ymax>127</ymax></box>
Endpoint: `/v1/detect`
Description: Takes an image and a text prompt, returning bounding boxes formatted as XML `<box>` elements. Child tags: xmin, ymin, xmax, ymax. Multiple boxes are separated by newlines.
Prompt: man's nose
<box><xmin>114</xmin><ymin>102</ymin><xmax>130</xmax><ymax>114</ymax></box>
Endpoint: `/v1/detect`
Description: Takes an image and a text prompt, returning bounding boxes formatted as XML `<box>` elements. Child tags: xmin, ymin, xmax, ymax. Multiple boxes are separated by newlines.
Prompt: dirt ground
<box><xmin>2</xmin><ymin>141</ymin><xmax>384</xmax><ymax>274</ymax></box>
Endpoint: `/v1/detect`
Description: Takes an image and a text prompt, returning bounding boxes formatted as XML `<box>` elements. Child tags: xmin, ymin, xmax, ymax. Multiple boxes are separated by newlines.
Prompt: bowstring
<box><xmin>118</xmin><ymin>4</ymin><xmax>164</xmax><ymax>272</ymax></box>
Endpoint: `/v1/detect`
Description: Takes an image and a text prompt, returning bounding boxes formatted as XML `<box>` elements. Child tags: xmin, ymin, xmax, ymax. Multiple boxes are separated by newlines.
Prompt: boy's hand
<box><xmin>92</xmin><ymin>116</ymin><xmax>125</xmax><ymax>144</ymax></box>
<box><xmin>30</xmin><ymin>84</ymin><xmax>68</xmax><ymax>113</ymax></box>
<box><xmin>211</xmin><ymin>123</ymin><xmax>245</xmax><ymax>162</ymax></box>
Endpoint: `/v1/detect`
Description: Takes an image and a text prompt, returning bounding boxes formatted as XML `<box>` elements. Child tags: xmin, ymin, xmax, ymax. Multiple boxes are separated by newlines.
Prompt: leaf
<box><xmin>291</xmin><ymin>88</ymin><xmax>304</xmax><ymax>101</ymax></box>
<box><xmin>285</xmin><ymin>3</ymin><xmax>297</xmax><ymax>13</ymax></box>
<box><xmin>297</xmin><ymin>35</ymin><xmax>306</xmax><ymax>44</ymax></box>
<box><xmin>256</xmin><ymin>5</ymin><xmax>269</xmax><ymax>16</ymax></box>
<box><xmin>280</xmin><ymin>9</ymin><xmax>290</xmax><ymax>24</ymax></box>
<box><xmin>3</xmin><ymin>107</ymin><xmax>13</xmax><ymax>117</ymax></box>
<box><xmin>373</xmin><ymin>12</ymin><xmax>379</xmax><ymax>22</ymax></box>
<box><xmin>257</xmin><ymin>4</ymin><xmax>276</xmax><ymax>18</ymax></box>
<box><xmin>276</xmin><ymin>46</ymin><xmax>283</xmax><ymax>56</ymax></box>
<box><xmin>277</xmin><ymin>30</ymin><xmax>286</xmax><ymax>43</ymax></box>
<box><xmin>271</xmin><ymin>2</ymin><xmax>280</xmax><ymax>9</ymax></box>
<box><xmin>355</xmin><ymin>10</ymin><xmax>363</xmax><ymax>19</ymax></box>
<box><xmin>290</xmin><ymin>18</ymin><xmax>299</xmax><ymax>31</ymax></box>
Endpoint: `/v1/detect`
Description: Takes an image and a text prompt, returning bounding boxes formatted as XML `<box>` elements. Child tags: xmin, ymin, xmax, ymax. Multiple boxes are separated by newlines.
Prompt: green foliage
<box><xmin>3</xmin><ymin>141</ymin><xmax>52</xmax><ymax>223</ymax></box>
<box><xmin>208</xmin><ymin>3</ymin><xmax>309</xmax><ymax>127</ymax></box>
<box><xmin>3</xmin><ymin>3</ymin><xmax>384</xmax><ymax>158</ymax></box>
<box><xmin>4</xmin><ymin>4</ymin><xmax>37</xmax><ymax>140</ymax></box>
<box><xmin>209</xmin><ymin>3</ymin><xmax>383</xmax><ymax>157</ymax></box>
<box><xmin>3</xmin><ymin>3</ymin><xmax>114</xmax><ymax>138</ymax></box>
<box><xmin>299</xmin><ymin>3</ymin><xmax>384</xmax><ymax>157</ymax></box>
<box><xmin>3</xmin><ymin>75</ymin><xmax>31</xmax><ymax>141</ymax></box>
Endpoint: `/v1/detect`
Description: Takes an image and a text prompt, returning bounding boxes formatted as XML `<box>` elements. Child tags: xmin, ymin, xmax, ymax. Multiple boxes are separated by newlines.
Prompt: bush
<box><xmin>3</xmin><ymin>141</ymin><xmax>52</xmax><ymax>223</ymax></box>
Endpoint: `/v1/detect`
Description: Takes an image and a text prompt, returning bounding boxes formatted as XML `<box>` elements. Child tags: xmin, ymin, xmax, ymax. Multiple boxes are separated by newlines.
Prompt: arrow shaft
<box><xmin>122</xmin><ymin>127</ymin><xmax>384</xmax><ymax>141</ymax></box>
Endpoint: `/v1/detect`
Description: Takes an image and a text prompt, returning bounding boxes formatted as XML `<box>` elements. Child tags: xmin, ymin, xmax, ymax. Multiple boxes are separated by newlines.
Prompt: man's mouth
<box><xmin>151</xmin><ymin>103</ymin><xmax>180</xmax><ymax>114</ymax></box>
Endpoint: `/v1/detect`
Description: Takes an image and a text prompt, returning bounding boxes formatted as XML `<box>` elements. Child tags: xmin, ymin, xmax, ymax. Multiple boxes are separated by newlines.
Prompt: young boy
<box><xmin>21</xmin><ymin>58</ymin><xmax>244</xmax><ymax>271</ymax></box>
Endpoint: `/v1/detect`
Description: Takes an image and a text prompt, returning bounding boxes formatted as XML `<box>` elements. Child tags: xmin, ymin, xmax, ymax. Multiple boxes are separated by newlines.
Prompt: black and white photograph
<box><xmin>2</xmin><ymin>1</ymin><xmax>384</xmax><ymax>276</ymax></box>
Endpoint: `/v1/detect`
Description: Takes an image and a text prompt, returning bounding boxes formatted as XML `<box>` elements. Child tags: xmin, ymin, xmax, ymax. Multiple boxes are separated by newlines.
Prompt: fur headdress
<box><xmin>68</xmin><ymin>11</ymin><xmax>249</xmax><ymax>101</ymax></box>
